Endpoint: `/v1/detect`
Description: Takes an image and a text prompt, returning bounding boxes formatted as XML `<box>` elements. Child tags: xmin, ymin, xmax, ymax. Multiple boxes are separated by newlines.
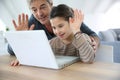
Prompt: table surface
<box><xmin>0</xmin><ymin>55</ymin><xmax>120</xmax><ymax>80</ymax></box>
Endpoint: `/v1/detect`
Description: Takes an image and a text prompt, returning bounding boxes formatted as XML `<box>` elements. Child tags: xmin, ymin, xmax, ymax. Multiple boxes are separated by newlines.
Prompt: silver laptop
<box><xmin>5</xmin><ymin>30</ymin><xmax>79</xmax><ymax>69</ymax></box>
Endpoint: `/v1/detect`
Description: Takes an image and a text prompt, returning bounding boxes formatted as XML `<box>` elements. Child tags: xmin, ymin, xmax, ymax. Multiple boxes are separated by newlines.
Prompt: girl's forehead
<box><xmin>50</xmin><ymin>17</ymin><xmax>66</xmax><ymax>24</ymax></box>
<box><xmin>51</xmin><ymin>17</ymin><xmax>66</xmax><ymax>21</ymax></box>
<box><xmin>50</xmin><ymin>17</ymin><xmax>69</xmax><ymax>26</ymax></box>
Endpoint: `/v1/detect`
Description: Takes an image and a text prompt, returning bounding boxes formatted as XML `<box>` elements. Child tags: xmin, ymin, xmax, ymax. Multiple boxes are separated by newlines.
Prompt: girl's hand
<box><xmin>12</xmin><ymin>13</ymin><xmax>35</xmax><ymax>31</ymax></box>
<box><xmin>69</xmin><ymin>9</ymin><xmax>84</xmax><ymax>34</ymax></box>
<box><xmin>10</xmin><ymin>59</ymin><xmax>20</xmax><ymax>66</ymax></box>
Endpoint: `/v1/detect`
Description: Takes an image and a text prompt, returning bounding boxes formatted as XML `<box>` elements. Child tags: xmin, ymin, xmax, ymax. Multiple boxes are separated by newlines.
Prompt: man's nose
<box><xmin>37</xmin><ymin>9</ymin><xmax>43</xmax><ymax>16</ymax></box>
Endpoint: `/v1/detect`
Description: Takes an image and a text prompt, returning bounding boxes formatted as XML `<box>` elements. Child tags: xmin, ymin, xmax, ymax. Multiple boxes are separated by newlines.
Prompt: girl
<box><xmin>49</xmin><ymin>4</ymin><xmax>95</xmax><ymax>63</ymax></box>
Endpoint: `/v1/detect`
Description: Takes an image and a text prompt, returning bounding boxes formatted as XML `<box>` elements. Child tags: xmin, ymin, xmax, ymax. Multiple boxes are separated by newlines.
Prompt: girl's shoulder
<box><xmin>49</xmin><ymin>37</ymin><xmax>65</xmax><ymax>48</ymax></box>
<box><xmin>49</xmin><ymin>37</ymin><xmax>61</xmax><ymax>44</ymax></box>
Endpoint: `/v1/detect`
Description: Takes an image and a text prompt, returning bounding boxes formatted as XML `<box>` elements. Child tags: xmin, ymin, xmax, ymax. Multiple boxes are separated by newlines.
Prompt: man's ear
<box><xmin>49</xmin><ymin>0</ymin><xmax>53</xmax><ymax>6</ymax></box>
<box><xmin>50</xmin><ymin>2</ymin><xmax>53</xmax><ymax>6</ymax></box>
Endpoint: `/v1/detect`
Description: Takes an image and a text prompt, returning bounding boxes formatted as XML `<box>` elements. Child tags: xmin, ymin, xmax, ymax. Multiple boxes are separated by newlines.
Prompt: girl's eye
<box><xmin>58</xmin><ymin>24</ymin><xmax>64</xmax><ymax>28</ymax></box>
<box><xmin>52</xmin><ymin>27</ymin><xmax>56</xmax><ymax>29</ymax></box>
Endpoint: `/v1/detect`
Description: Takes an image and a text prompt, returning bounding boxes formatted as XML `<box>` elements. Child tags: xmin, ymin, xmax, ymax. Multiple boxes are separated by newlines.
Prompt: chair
<box><xmin>98</xmin><ymin>29</ymin><xmax>120</xmax><ymax>63</ymax></box>
<box><xmin>95</xmin><ymin>44</ymin><xmax>113</xmax><ymax>63</ymax></box>
<box><xmin>0</xmin><ymin>31</ymin><xmax>6</xmax><ymax>55</ymax></box>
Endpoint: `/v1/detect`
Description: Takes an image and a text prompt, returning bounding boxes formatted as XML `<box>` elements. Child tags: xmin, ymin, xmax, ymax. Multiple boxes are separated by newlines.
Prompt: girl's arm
<box><xmin>70</xmin><ymin>9</ymin><xmax>95</xmax><ymax>63</ymax></box>
<box><xmin>72</xmin><ymin>33</ymin><xmax>95</xmax><ymax>63</ymax></box>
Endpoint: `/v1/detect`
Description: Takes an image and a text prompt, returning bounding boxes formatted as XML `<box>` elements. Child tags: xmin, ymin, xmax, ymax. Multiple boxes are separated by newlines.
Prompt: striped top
<box><xmin>49</xmin><ymin>33</ymin><xmax>95</xmax><ymax>63</ymax></box>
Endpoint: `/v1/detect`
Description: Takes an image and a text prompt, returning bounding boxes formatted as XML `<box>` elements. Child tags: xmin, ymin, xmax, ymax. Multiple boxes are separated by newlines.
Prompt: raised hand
<box><xmin>12</xmin><ymin>13</ymin><xmax>35</xmax><ymax>31</ymax></box>
<box><xmin>69</xmin><ymin>9</ymin><xmax>84</xmax><ymax>34</ymax></box>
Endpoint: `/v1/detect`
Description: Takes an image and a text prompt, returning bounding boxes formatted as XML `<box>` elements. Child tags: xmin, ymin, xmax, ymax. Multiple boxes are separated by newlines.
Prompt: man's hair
<box><xmin>50</xmin><ymin>4</ymin><xmax>74</xmax><ymax>22</ymax></box>
<box><xmin>27</xmin><ymin>0</ymin><xmax>53</xmax><ymax>7</ymax></box>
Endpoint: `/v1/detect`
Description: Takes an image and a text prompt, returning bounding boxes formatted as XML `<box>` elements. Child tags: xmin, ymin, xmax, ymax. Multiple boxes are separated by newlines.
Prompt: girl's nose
<box><xmin>55</xmin><ymin>29</ymin><xmax>60</xmax><ymax>34</ymax></box>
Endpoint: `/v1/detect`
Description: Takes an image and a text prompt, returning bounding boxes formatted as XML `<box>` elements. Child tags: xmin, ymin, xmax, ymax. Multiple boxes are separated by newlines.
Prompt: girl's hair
<box><xmin>50</xmin><ymin>4</ymin><xmax>74</xmax><ymax>21</ymax></box>
<box><xmin>27</xmin><ymin>0</ymin><xmax>53</xmax><ymax>7</ymax></box>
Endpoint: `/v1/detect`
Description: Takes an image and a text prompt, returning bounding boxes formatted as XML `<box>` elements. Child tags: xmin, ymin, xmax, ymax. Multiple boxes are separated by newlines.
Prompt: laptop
<box><xmin>5</xmin><ymin>30</ymin><xmax>79</xmax><ymax>69</ymax></box>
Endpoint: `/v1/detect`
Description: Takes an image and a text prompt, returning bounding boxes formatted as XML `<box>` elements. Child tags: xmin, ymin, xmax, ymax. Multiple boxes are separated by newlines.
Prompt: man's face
<box><xmin>30</xmin><ymin>0</ymin><xmax>52</xmax><ymax>25</ymax></box>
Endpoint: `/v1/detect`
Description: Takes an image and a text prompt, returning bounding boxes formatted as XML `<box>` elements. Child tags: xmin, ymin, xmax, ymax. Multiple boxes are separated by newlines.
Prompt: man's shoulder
<box><xmin>29</xmin><ymin>14</ymin><xmax>38</xmax><ymax>23</ymax></box>
<box><xmin>28</xmin><ymin>14</ymin><xmax>44</xmax><ymax>29</ymax></box>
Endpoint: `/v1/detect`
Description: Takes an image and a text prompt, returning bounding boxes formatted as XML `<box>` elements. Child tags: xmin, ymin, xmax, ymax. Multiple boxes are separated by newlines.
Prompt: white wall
<box><xmin>0</xmin><ymin>0</ymin><xmax>120</xmax><ymax>32</ymax></box>
<box><xmin>0</xmin><ymin>0</ymin><xmax>30</xmax><ymax>31</ymax></box>
<box><xmin>84</xmin><ymin>2</ymin><xmax>120</xmax><ymax>34</ymax></box>
<box><xmin>53</xmin><ymin>0</ymin><xmax>120</xmax><ymax>34</ymax></box>
<box><xmin>84</xmin><ymin>13</ymin><xmax>120</xmax><ymax>34</ymax></box>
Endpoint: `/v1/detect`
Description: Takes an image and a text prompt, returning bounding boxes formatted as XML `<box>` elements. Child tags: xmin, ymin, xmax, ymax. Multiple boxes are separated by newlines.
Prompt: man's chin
<box><xmin>39</xmin><ymin>20</ymin><xmax>48</xmax><ymax>25</ymax></box>
<box><xmin>40</xmin><ymin>21</ymin><xmax>45</xmax><ymax>24</ymax></box>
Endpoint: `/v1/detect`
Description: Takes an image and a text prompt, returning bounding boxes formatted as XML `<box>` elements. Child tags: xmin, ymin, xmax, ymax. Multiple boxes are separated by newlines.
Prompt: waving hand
<box><xmin>69</xmin><ymin>9</ymin><xmax>84</xmax><ymax>34</ymax></box>
<box><xmin>12</xmin><ymin>13</ymin><xmax>35</xmax><ymax>31</ymax></box>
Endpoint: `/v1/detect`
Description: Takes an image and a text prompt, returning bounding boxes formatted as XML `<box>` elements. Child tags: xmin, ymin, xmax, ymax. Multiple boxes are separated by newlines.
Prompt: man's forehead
<box><xmin>30</xmin><ymin>0</ymin><xmax>48</xmax><ymax>4</ymax></box>
<box><xmin>30</xmin><ymin>0</ymin><xmax>48</xmax><ymax>8</ymax></box>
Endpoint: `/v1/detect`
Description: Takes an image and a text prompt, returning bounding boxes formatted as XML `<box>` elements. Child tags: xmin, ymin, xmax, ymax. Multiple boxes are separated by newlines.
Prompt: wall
<box><xmin>0</xmin><ymin>0</ymin><xmax>120</xmax><ymax>32</ymax></box>
<box><xmin>53</xmin><ymin>0</ymin><xmax>120</xmax><ymax>34</ymax></box>
<box><xmin>0</xmin><ymin>0</ymin><xmax>30</xmax><ymax>31</ymax></box>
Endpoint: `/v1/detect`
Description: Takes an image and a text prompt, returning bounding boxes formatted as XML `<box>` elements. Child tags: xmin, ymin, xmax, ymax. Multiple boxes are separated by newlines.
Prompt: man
<box><xmin>8</xmin><ymin>0</ymin><xmax>99</xmax><ymax>56</ymax></box>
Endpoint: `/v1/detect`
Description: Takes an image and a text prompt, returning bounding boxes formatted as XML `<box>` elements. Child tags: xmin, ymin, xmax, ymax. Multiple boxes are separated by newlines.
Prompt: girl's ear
<box><xmin>69</xmin><ymin>17</ymin><xmax>74</xmax><ymax>23</ymax></box>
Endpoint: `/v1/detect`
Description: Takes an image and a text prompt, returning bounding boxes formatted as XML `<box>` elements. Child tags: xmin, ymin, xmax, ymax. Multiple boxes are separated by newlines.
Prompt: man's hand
<box><xmin>10</xmin><ymin>59</ymin><xmax>20</xmax><ymax>66</ymax></box>
<box><xmin>90</xmin><ymin>36</ymin><xmax>99</xmax><ymax>53</ymax></box>
<box><xmin>12</xmin><ymin>13</ymin><xmax>35</xmax><ymax>31</ymax></box>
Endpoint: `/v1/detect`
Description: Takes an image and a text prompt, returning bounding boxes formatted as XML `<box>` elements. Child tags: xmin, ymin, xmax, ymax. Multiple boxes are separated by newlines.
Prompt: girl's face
<box><xmin>50</xmin><ymin>17</ymin><xmax>73</xmax><ymax>40</ymax></box>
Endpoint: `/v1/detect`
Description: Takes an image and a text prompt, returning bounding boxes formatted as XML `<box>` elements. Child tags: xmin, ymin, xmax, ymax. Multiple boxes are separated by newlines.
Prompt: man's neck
<box><xmin>44</xmin><ymin>22</ymin><xmax>53</xmax><ymax>33</ymax></box>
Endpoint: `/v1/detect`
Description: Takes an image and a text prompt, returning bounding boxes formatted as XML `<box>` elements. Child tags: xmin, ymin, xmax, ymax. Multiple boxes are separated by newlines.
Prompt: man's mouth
<box><xmin>39</xmin><ymin>16</ymin><xmax>47</xmax><ymax>22</ymax></box>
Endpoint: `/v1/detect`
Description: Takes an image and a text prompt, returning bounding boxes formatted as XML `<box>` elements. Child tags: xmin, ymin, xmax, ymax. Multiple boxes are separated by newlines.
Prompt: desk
<box><xmin>0</xmin><ymin>55</ymin><xmax>120</xmax><ymax>80</ymax></box>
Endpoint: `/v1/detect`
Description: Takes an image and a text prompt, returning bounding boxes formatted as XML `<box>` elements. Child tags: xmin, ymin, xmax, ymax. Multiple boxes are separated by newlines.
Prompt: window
<box><xmin>0</xmin><ymin>19</ymin><xmax>6</xmax><ymax>31</ymax></box>
<box><xmin>104</xmin><ymin>2</ymin><xmax>120</xmax><ymax>28</ymax></box>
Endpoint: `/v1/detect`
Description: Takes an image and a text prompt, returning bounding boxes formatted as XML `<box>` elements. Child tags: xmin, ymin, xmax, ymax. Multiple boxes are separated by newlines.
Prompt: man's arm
<box><xmin>7</xmin><ymin>44</ymin><xmax>15</xmax><ymax>56</ymax></box>
<box><xmin>8</xmin><ymin>14</ymin><xmax>35</xmax><ymax>56</ymax></box>
<box><xmin>80</xmin><ymin>23</ymin><xmax>97</xmax><ymax>36</ymax></box>
<box><xmin>80</xmin><ymin>23</ymin><xmax>100</xmax><ymax>52</ymax></box>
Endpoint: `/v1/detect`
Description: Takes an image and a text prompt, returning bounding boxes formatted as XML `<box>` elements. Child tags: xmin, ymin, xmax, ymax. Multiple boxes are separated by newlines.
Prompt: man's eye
<box><xmin>32</xmin><ymin>9</ymin><xmax>37</xmax><ymax>13</ymax></box>
<box><xmin>41</xmin><ymin>6</ymin><xmax>47</xmax><ymax>9</ymax></box>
